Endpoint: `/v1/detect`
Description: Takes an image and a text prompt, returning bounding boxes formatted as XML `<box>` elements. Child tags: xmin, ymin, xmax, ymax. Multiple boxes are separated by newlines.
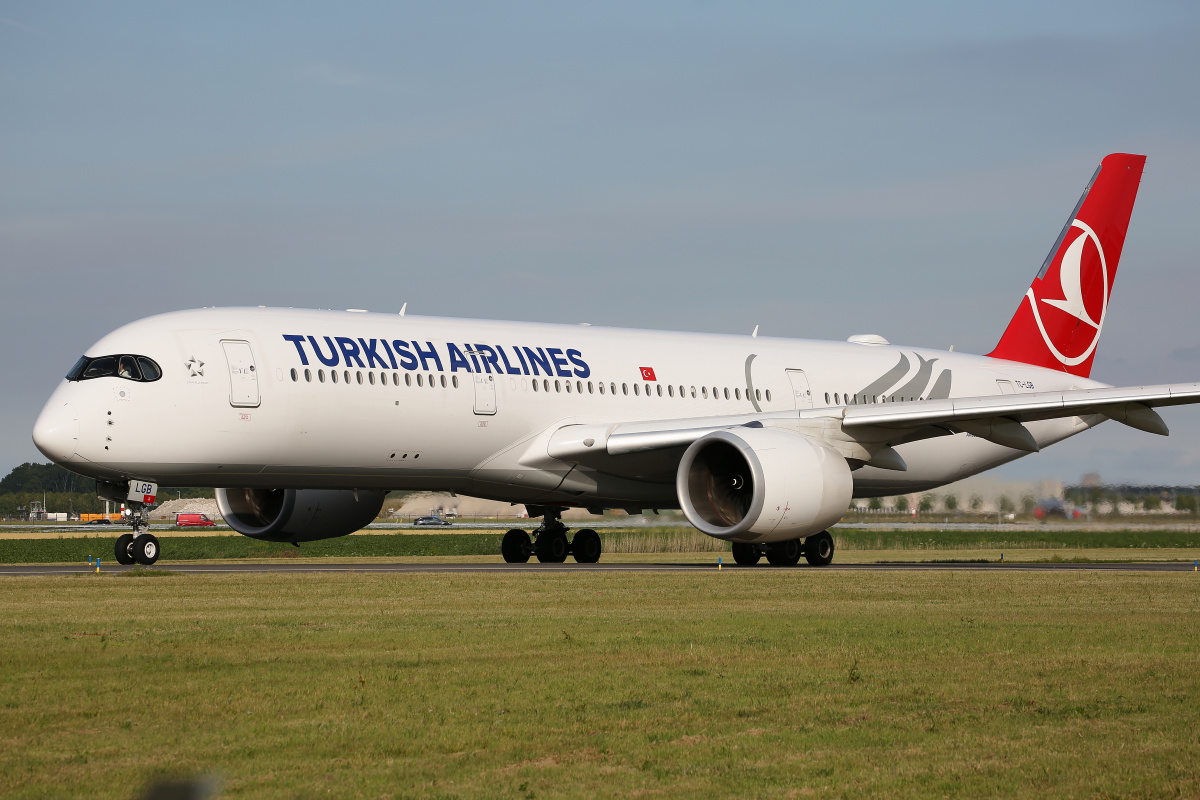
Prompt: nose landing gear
<box><xmin>112</xmin><ymin>502</ymin><xmax>160</xmax><ymax>566</ymax></box>
<box><xmin>500</xmin><ymin>506</ymin><xmax>603</xmax><ymax>564</ymax></box>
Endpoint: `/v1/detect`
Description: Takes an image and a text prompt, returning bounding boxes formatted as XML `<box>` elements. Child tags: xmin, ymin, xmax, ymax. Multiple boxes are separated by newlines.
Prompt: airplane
<box><xmin>31</xmin><ymin>153</ymin><xmax>1200</xmax><ymax>568</ymax></box>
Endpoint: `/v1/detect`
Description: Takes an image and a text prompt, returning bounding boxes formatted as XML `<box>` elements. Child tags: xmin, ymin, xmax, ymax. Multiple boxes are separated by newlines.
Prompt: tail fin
<box><xmin>988</xmin><ymin>153</ymin><xmax>1146</xmax><ymax>377</ymax></box>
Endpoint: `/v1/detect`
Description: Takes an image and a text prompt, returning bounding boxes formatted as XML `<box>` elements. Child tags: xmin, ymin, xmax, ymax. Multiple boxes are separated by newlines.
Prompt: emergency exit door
<box><xmin>473</xmin><ymin>374</ymin><xmax>497</xmax><ymax>415</ymax></box>
<box><xmin>785</xmin><ymin>369</ymin><xmax>814</xmax><ymax>409</ymax></box>
<box><xmin>221</xmin><ymin>340</ymin><xmax>260</xmax><ymax>408</ymax></box>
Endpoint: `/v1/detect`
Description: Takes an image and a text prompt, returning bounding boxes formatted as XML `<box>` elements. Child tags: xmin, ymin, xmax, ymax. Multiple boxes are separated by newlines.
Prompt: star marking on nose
<box><xmin>185</xmin><ymin>356</ymin><xmax>205</xmax><ymax>377</ymax></box>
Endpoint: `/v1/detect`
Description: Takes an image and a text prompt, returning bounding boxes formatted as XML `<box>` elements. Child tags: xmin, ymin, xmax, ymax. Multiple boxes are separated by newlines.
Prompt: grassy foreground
<box><xmin>3</xmin><ymin>572</ymin><xmax>1200</xmax><ymax>798</ymax></box>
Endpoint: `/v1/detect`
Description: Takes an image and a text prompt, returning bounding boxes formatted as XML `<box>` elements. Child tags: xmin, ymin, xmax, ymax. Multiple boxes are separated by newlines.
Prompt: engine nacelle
<box><xmin>676</xmin><ymin>428</ymin><xmax>853</xmax><ymax>543</ymax></box>
<box><xmin>215</xmin><ymin>488</ymin><xmax>386</xmax><ymax>543</ymax></box>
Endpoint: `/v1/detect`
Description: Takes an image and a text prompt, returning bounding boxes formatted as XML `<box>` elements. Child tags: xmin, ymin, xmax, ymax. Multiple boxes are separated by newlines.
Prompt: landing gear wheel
<box><xmin>571</xmin><ymin>529</ymin><xmax>602</xmax><ymax>563</ymax></box>
<box><xmin>766</xmin><ymin>538</ymin><xmax>803</xmax><ymax>566</ymax></box>
<box><xmin>501</xmin><ymin>529</ymin><xmax>532</xmax><ymax>563</ymax></box>
<box><xmin>804</xmin><ymin>531</ymin><xmax>835</xmax><ymax>566</ymax></box>
<box><xmin>535</xmin><ymin>530</ymin><xmax>569</xmax><ymax>563</ymax></box>
<box><xmin>131</xmin><ymin>534</ymin><xmax>160</xmax><ymax>566</ymax></box>
<box><xmin>731</xmin><ymin>542</ymin><xmax>761</xmax><ymax>566</ymax></box>
<box><xmin>114</xmin><ymin>534</ymin><xmax>136</xmax><ymax>565</ymax></box>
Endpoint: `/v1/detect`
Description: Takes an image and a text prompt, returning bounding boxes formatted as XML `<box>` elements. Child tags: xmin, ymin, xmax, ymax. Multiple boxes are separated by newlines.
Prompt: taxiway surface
<box><xmin>1</xmin><ymin>561</ymin><xmax>1194</xmax><ymax>576</ymax></box>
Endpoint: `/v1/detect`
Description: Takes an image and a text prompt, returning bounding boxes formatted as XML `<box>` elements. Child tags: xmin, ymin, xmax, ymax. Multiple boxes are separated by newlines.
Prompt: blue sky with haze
<box><xmin>3</xmin><ymin>1</ymin><xmax>1200</xmax><ymax>484</ymax></box>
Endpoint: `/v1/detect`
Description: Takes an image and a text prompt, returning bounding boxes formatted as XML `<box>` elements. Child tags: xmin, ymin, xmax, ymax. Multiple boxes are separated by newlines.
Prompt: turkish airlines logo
<box><xmin>1027</xmin><ymin>219</ymin><xmax>1108</xmax><ymax>367</ymax></box>
<box><xmin>640</xmin><ymin>367</ymin><xmax>657</xmax><ymax>381</ymax></box>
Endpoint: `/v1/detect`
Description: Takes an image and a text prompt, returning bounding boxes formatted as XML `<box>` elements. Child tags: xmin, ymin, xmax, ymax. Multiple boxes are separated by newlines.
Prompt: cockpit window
<box><xmin>137</xmin><ymin>357</ymin><xmax>162</xmax><ymax>381</ymax></box>
<box><xmin>68</xmin><ymin>354</ymin><xmax>162</xmax><ymax>383</ymax></box>
<box><xmin>118</xmin><ymin>355</ymin><xmax>142</xmax><ymax>380</ymax></box>
<box><xmin>66</xmin><ymin>356</ymin><xmax>89</xmax><ymax>381</ymax></box>
<box><xmin>82</xmin><ymin>356</ymin><xmax>118</xmax><ymax>379</ymax></box>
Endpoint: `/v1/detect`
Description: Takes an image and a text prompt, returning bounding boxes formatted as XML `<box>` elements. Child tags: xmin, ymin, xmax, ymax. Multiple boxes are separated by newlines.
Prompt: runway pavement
<box><xmin>1</xmin><ymin>560</ymin><xmax>1195</xmax><ymax>576</ymax></box>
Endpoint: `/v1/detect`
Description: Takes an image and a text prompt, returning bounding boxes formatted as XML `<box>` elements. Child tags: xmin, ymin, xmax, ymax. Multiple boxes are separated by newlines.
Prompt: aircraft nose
<box><xmin>32</xmin><ymin>398</ymin><xmax>79</xmax><ymax>464</ymax></box>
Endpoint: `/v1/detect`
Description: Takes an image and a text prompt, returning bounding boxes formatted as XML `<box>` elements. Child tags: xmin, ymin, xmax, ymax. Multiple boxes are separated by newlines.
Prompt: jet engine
<box><xmin>215</xmin><ymin>488</ymin><xmax>386</xmax><ymax>543</ymax></box>
<box><xmin>676</xmin><ymin>428</ymin><xmax>852</xmax><ymax>543</ymax></box>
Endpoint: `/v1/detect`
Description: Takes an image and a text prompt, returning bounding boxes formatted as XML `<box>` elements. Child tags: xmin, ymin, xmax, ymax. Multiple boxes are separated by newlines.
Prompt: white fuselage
<box><xmin>33</xmin><ymin>307</ymin><xmax>1104</xmax><ymax>508</ymax></box>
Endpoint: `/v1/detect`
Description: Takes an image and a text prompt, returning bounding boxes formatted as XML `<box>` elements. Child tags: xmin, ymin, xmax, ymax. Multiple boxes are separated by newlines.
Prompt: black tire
<box><xmin>501</xmin><ymin>529</ymin><xmax>531</xmax><ymax>563</ymax></box>
<box><xmin>731</xmin><ymin>542</ymin><xmax>760</xmax><ymax>566</ymax></box>
<box><xmin>114</xmin><ymin>534</ymin><xmax>136</xmax><ymax>565</ymax></box>
<box><xmin>535</xmin><ymin>530</ymin><xmax>569</xmax><ymax>563</ymax></box>
<box><xmin>571</xmin><ymin>529</ymin><xmax>602</xmax><ymax>563</ymax></box>
<box><xmin>766</xmin><ymin>538</ymin><xmax>803</xmax><ymax>566</ymax></box>
<box><xmin>131</xmin><ymin>534</ymin><xmax>160</xmax><ymax>566</ymax></box>
<box><xmin>804</xmin><ymin>531</ymin><xmax>835</xmax><ymax>566</ymax></box>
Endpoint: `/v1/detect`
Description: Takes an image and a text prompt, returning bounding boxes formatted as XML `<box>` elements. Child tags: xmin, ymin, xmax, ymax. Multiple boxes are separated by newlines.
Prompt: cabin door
<box><xmin>221</xmin><ymin>340</ymin><xmax>260</xmax><ymax>408</ymax></box>
<box><xmin>473</xmin><ymin>374</ymin><xmax>497</xmax><ymax>415</ymax></box>
<box><xmin>786</xmin><ymin>369</ymin><xmax>813</xmax><ymax>409</ymax></box>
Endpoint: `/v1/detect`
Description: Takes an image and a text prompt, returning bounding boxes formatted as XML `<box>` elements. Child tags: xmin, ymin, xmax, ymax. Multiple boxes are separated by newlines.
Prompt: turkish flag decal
<box><xmin>640</xmin><ymin>367</ymin><xmax>657</xmax><ymax>381</ymax></box>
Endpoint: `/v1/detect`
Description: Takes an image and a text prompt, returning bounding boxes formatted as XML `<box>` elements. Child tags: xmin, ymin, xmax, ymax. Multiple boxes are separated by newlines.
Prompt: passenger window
<box><xmin>668</xmin><ymin>385</ymin><xmax>675</xmax><ymax>397</ymax></box>
<box><xmin>656</xmin><ymin>385</ymin><xmax>663</xmax><ymax>397</ymax></box>
<box><xmin>598</xmin><ymin>382</ymin><xmax>605</xmax><ymax>395</ymax></box>
<box><xmin>633</xmin><ymin>384</ymin><xmax>640</xmax><ymax>396</ymax></box>
<box><xmin>452</xmin><ymin>375</ymin><xmax>459</xmax><ymax>388</ymax></box>
<box><xmin>290</xmin><ymin>368</ymin><xmax>298</xmax><ymax>382</ymax></box>
<box><xmin>439</xmin><ymin>375</ymin><xmax>446</xmax><ymax>388</ymax></box>
<box><xmin>368</xmin><ymin>372</ymin><xmax>375</xmax><ymax>385</ymax></box>
<box><xmin>332</xmin><ymin>370</ymin><xmax>340</xmax><ymax>384</ymax></box>
<box><xmin>305</xmin><ymin>369</ymin><xmax>312</xmax><ymax>382</ymax></box>
<box><xmin>319</xmin><ymin>369</ymin><xmax>326</xmax><ymax>383</ymax></box>
<box><xmin>766</xmin><ymin>389</ymin><xmax>772</xmax><ymax>402</ymax></box>
<box><xmin>588</xmin><ymin>381</ymin><xmax>594</xmax><ymax>394</ymax></box>
<box><xmin>416</xmin><ymin>374</ymin><xmax>423</xmax><ymax>387</ymax></box>
<box><xmin>755</xmin><ymin>389</ymin><xmax>761</xmax><ymax>402</ymax></box>
<box><xmin>623</xmin><ymin>383</ymin><xmax>629</xmax><ymax>395</ymax></box>
<box><xmin>734</xmin><ymin>388</ymin><xmax>740</xmax><ymax>400</ymax></box>
<box><xmin>610</xmin><ymin>382</ymin><xmax>616</xmax><ymax>395</ymax></box>
<box><xmin>532</xmin><ymin>379</ymin><xmax>539</xmax><ymax>392</ymax></box>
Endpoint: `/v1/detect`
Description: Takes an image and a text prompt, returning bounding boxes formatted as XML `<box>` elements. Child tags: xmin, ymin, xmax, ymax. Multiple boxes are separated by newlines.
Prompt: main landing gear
<box><xmin>730</xmin><ymin>530</ymin><xmax>835</xmax><ymax>567</ymax></box>
<box><xmin>501</xmin><ymin>507</ymin><xmax>602</xmax><ymax>564</ymax></box>
<box><xmin>112</xmin><ymin>502</ymin><xmax>160</xmax><ymax>566</ymax></box>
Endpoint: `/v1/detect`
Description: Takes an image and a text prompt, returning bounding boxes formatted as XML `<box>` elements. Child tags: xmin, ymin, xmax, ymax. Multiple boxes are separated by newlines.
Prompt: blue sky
<box><xmin>3</xmin><ymin>1</ymin><xmax>1200</xmax><ymax>484</ymax></box>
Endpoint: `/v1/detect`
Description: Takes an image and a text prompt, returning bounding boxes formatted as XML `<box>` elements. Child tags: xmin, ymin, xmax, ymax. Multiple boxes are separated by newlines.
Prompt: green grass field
<box><xmin>3</xmin><ymin>570</ymin><xmax>1200</xmax><ymax>798</ymax></box>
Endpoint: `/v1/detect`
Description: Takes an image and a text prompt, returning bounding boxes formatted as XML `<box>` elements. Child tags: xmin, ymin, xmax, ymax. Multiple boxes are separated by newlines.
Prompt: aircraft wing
<box><xmin>541</xmin><ymin>383</ymin><xmax>1200</xmax><ymax>475</ymax></box>
<box><xmin>838</xmin><ymin>382</ymin><xmax>1200</xmax><ymax>450</ymax></box>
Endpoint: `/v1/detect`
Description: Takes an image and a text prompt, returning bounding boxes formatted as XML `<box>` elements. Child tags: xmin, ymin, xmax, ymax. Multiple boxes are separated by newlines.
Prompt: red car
<box><xmin>176</xmin><ymin>513</ymin><xmax>216</xmax><ymax>527</ymax></box>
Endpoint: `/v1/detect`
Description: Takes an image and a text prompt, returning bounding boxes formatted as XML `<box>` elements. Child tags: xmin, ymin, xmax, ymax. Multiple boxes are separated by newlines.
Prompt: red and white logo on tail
<box><xmin>988</xmin><ymin>153</ymin><xmax>1145</xmax><ymax>377</ymax></box>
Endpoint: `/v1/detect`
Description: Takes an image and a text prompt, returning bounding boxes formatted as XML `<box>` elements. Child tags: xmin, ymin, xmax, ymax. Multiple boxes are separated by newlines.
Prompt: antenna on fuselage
<box><xmin>751</xmin><ymin>325</ymin><xmax>759</xmax><ymax>338</ymax></box>
<box><xmin>399</xmin><ymin>303</ymin><xmax>407</xmax><ymax>317</ymax></box>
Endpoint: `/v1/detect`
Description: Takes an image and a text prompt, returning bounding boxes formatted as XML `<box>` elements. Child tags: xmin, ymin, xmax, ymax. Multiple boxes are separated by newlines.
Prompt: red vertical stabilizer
<box><xmin>988</xmin><ymin>153</ymin><xmax>1145</xmax><ymax>377</ymax></box>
